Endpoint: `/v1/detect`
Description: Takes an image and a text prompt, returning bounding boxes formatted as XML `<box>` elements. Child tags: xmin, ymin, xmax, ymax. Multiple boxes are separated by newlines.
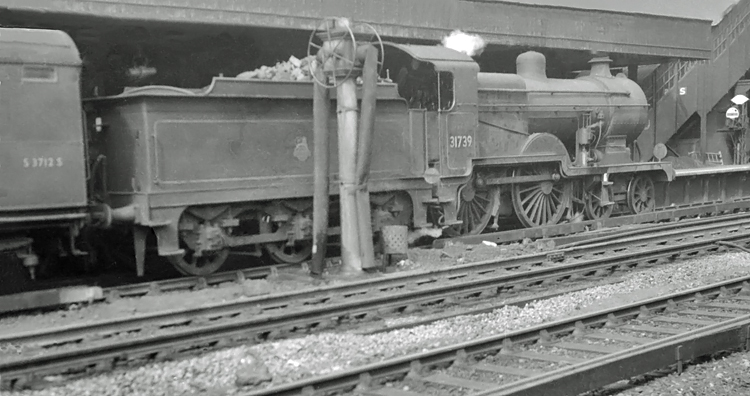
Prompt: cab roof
<box><xmin>0</xmin><ymin>27</ymin><xmax>81</xmax><ymax>66</ymax></box>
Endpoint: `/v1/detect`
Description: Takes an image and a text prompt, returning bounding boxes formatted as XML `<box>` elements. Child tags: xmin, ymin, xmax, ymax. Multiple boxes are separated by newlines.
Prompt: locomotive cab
<box><xmin>384</xmin><ymin>44</ymin><xmax>480</xmax><ymax>179</ymax></box>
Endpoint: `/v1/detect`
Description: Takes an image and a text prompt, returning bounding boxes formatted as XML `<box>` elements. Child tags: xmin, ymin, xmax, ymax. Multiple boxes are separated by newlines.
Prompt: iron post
<box><xmin>311</xmin><ymin>67</ymin><xmax>331</xmax><ymax>277</ymax></box>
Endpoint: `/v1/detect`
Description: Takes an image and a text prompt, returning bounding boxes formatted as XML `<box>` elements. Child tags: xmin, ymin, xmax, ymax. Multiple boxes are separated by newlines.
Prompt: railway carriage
<box><xmin>2</xmin><ymin>26</ymin><xmax>750</xmax><ymax>281</ymax></box>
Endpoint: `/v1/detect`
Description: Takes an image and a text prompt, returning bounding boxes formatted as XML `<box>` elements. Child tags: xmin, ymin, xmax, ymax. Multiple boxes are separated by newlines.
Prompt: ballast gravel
<box><xmin>0</xmin><ymin>240</ymin><xmax>542</xmax><ymax>335</ymax></box>
<box><xmin>13</xmin><ymin>251</ymin><xmax>750</xmax><ymax>396</ymax></box>
<box><xmin>609</xmin><ymin>352</ymin><xmax>750</xmax><ymax>396</ymax></box>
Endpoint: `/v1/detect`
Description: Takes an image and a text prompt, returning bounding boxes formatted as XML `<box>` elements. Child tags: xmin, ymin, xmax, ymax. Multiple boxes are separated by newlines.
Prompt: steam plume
<box><xmin>441</xmin><ymin>30</ymin><xmax>487</xmax><ymax>57</ymax></box>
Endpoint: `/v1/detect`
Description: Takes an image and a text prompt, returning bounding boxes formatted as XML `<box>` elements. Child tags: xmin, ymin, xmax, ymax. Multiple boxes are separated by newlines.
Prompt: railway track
<box><xmin>2</xmin><ymin>215</ymin><xmax>750</xmax><ymax>390</ymax></box>
<box><xmin>437</xmin><ymin>199</ymin><xmax>750</xmax><ymax>248</ymax></box>
<box><xmin>102</xmin><ymin>211</ymin><xmax>750</xmax><ymax>301</ymax></box>
<box><xmin>5</xmin><ymin>209</ymin><xmax>750</xmax><ymax>316</ymax></box>
<box><xmin>102</xmin><ymin>263</ymin><xmax>293</xmax><ymax>300</ymax></box>
<box><xmin>237</xmin><ymin>277</ymin><xmax>750</xmax><ymax>396</ymax></box>
<box><xmin>67</xmin><ymin>211</ymin><xmax>750</xmax><ymax>303</ymax></box>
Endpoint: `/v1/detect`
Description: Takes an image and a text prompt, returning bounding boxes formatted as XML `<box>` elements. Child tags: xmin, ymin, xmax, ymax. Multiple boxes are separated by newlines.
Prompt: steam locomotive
<box><xmin>2</xmin><ymin>26</ymin><xmax>746</xmax><ymax>281</ymax></box>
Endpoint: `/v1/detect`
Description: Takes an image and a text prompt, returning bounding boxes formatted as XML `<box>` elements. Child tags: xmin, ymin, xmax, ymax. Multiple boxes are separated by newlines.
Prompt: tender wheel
<box><xmin>511</xmin><ymin>166</ymin><xmax>572</xmax><ymax>228</ymax></box>
<box><xmin>627</xmin><ymin>175</ymin><xmax>656</xmax><ymax>214</ymax></box>
<box><xmin>260</xmin><ymin>219</ymin><xmax>313</xmax><ymax>264</ymax></box>
<box><xmin>168</xmin><ymin>211</ymin><xmax>230</xmax><ymax>276</ymax></box>
<box><xmin>584</xmin><ymin>185</ymin><xmax>614</xmax><ymax>220</ymax></box>
<box><xmin>167</xmin><ymin>249</ymin><xmax>230</xmax><ymax>277</ymax></box>
<box><xmin>452</xmin><ymin>177</ymin><xmax>499</xmax><ymax>235</ymax></box>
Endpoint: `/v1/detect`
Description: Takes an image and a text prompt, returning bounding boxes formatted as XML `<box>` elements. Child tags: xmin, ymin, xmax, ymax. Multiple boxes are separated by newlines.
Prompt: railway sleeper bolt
<box><xmin>194</xmin><ymin>277</ymin><xmax>208</xmax><ymax>291</ymax></box>
<box><xmin>739</xmin><ymin>282</ymin><xmax>750</xmax><ymax>296</ymax></box>
<box><xmin>301</xmin><ymin>385</ymin><xmax>316</xmax><ymax>396</ymax></box>
<box><xmin>355</xmin><ymin>373</ymin><xmax>373</xmax><ymax>391</ymax></box>
<box><xmin>315</xmin><ymin>318</ymin><xmax>337</xmax><ymax>330</ymax></box>
<box><xmin>93</xmin><ymin>359</ymin><xmax>115</xmax><ymax>372</ymax></box>
<box><xmin>604</xmin><ymin>313</ymin><xmax>621</xmax><ymax>327</ymax></box>
<box><xmin>234</xmin><ymin>270</ymin><xmax>246</xmax><ymax>283</ymax></box>
<box><xmin>153</xmin><ymin>349</ymin><xmax>178</xmax><ymax>362</ymax></box>
<box><xmin>638</xmin><ymin>306</ymin><xmax>652</xmax><ymax>319</ymax></box>
<box><xmin>500</xmin><ymin>338</ymin><xmax>515</xmax><ymax>352</ymax></box>
<box><xmin>568</xmin><ymin>273</ymin><xmax>585</xmax><ymax>281</ymax></box>
<box><xmin>147</xmin><ymin>282</ymin><xmax>162</xmax><ymax>296</ymax></box>
<box><xmin>541</xmin><ymin>278</ymin><xmax>559</xmax><ymax>286</ymax></box>
<box><xmin>453</xmin><ymin>349</ymin><xmax>469</xmax><ymax>366</ymax></box>
<box><xmin>538</xmin><ymin>329</ymin><xmax>552</xmax><ymax>344</ymax></box>
<box><xmin>402</xmin><ymin>304</ymin><xmax>419</xmax><ymax>314</ymax></box>
<box><xmin>105</xmin><ymin>290</ymin><xmax>121</xmax><ymax>302</ymax></box>
<box><xmin>572</xmin><ymin>321</ymin><xmax>587</xmax><ymax>337</ymax></box>
<box><xmin>675</xmin><ymin>345</ymin><xmax>684</xmax><ymax>375</ymax></box>
<box><xmin>406</xmin><ymin>360</ymin><xmax>424</xmax><ymax>379</ymax></box>
<box><xmin>377</xmin><ymin>307</ymin><xmax>396</xmax><ymax>316</ymax></box>
<box><xmin>666</xmin><ymin>299</ymin><xmax>678</xmax><ymax>311</ymax></box>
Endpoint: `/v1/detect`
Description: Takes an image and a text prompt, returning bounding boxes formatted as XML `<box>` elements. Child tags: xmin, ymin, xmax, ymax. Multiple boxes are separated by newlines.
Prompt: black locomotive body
<box><xmin>0</xmin><ymin>27</ymin><xmax>747</xmax><ymax>281</ymax></box>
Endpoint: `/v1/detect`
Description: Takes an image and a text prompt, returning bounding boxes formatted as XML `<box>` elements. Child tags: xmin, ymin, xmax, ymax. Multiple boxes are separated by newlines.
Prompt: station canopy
<box><xmin>0</xmin><ymin>0</ymin><xmax>721</xmax><ymax>93</ymax></box>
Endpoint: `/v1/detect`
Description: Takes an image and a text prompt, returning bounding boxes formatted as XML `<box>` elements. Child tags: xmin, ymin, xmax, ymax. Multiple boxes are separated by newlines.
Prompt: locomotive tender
<box><xmin>3</xmin><ymin>27</ymin><xmax>749</xmax><ymax>279</ymax></box>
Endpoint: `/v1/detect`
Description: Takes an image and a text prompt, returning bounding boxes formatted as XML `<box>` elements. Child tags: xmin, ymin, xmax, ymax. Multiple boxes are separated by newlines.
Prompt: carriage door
<box><xmin>438</xmin><ymin>71</ymin><xmax>475</xmax><ymax>177</ymax></box>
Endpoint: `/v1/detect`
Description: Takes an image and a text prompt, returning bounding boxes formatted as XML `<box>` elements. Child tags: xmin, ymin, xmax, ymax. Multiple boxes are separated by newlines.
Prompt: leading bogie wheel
<box><xmin>584</xmin><ymin>184</ymin><xmax>615</xmax><ymax>220</ymax></box>
<box><xmin>511</xmin><ymin>166</ymin><xmax>572</xmax><ymax>228</ymax></box>
<box><xmin>627</xmin><ymin>175</ymin><xmax>656</xmax><ymax>214</ymax></box>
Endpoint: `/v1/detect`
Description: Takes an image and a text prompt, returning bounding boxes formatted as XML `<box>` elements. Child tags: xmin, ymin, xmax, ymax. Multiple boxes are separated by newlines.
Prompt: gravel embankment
<box><xmin>13</xmin><ymin>251</ymin><xmax>750</xmax><ymax>396</ymax></box>
<box><xmin>610</xmin><ymin>352</ymin><xmax>750</xmax><ymax>396</ymax></box>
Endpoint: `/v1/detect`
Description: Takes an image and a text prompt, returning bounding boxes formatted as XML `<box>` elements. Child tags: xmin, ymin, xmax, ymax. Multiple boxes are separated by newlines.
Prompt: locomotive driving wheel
<box><xmin>627</xmin><ymin>174</ymin><xmax>656</xmax><ymax>214</ymax></box>
<box><xmin>511</xmin><ymin>166</ymin><xmax>572</xmax><ymax>228</ymax></box>
<box><xmin>452</xmin><ymin>176</ymin><xmax>499</xmax><ymax>235</ymax></box>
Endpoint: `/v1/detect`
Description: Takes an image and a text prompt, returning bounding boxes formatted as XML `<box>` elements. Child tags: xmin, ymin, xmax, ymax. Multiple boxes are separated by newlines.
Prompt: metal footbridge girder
<box><xmin>637</xmin><ymin>0</ymin><xmax>750</xmax><ymax>160</ymax></box>
<box><xmin>0</xmin><ymin>0</ymin><xmax>711</xmax><ymax>61</ymax></box>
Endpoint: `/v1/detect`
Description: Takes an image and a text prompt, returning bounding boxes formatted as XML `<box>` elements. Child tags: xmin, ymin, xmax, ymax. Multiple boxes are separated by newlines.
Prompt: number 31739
<box><xmin>449</xmin><ymin>135</ymin><xmax>472</xmax><ymax>148</ymax></box>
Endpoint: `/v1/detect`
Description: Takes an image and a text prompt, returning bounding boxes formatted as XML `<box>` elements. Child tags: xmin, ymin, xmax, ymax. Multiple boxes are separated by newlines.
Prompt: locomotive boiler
<box><xmin>476</xmin><ymin>51</ymin><xmax>649</xmax><ymax>165</ymax></box>
<box><xmin>2</xmin><ymin>26</ymin><xmax>750</xmax><ymax>282</ymax></box>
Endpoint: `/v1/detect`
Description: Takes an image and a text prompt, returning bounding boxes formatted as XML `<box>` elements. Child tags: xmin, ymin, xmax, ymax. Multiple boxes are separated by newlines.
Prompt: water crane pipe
<box><xmin>354</xmin><ymin>44</ymin><xmax>379</xmax><ymax>269</ymax></box>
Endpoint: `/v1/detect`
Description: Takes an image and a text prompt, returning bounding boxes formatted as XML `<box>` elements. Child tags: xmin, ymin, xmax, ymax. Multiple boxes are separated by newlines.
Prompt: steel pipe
<box><xmin>355</xmin><ymin>44</ymin><xmax>379</xmax><ymax>269</ymax></box>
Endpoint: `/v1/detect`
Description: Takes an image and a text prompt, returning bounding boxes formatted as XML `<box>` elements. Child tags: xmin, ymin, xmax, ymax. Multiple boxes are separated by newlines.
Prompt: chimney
<box><xmin>589</xmin><ymin>56</ymin><xmax>613</xmax><ymax>78</ymax></box>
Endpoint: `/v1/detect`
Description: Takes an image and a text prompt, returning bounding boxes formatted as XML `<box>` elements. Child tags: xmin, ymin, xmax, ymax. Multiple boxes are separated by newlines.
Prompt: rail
<box><xmin>2</xmin><ymin>216</ymin><xmax>750</xmax><ymax>390</ymax></box>
<box><xmin>240</xmin><ymin>275</ymin><xmax>750</xmax><ymax>396</ymax></box>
